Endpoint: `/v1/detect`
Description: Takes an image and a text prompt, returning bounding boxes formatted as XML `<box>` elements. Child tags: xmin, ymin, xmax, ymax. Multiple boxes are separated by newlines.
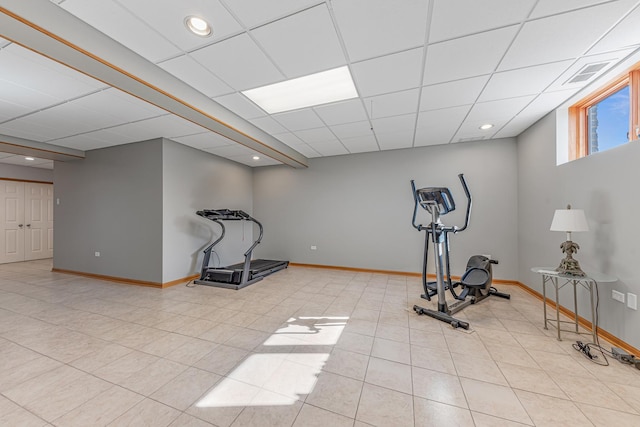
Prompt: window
<box><xmin>569</xmin><ymin>66</ymin><xmax>640</xmax><ymax>160</ymax></box>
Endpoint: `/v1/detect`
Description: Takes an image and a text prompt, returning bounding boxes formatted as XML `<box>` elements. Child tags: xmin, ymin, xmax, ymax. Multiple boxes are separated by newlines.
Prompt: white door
<box><xmin>24</xmin><ymin>183</ymin><xmax>54</xmax><ymax>261</ymax></box>
<box><xmin>0</xmin><ymin>181</ymin><xmax>25</xmax><ymax>264</ymax></box>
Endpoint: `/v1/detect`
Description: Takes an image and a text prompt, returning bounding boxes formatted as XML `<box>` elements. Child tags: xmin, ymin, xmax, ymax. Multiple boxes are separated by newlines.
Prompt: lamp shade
<box><xmin>550</xmin><ymin>207</ymin><xmax>589</xmax><ymax>232</ymax></box>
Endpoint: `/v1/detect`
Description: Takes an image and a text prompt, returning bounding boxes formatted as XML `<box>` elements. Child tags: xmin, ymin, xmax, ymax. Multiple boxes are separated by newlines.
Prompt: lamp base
<box><xmin>556</xmin><ymin>240</ymin><xmax>586</xmax><ymax>276</ymax></box>
<box><xmin>555</xmin><ymin>264</ymin><xmax>586</xmax><ymax>277</ymax></box>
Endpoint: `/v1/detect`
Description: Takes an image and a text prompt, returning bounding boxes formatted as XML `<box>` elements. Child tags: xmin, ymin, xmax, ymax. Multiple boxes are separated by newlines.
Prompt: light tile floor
<box><xmin>1</xmin><ymin>260</ymin><xmax>639</xmax><ymax>426</ymax></box>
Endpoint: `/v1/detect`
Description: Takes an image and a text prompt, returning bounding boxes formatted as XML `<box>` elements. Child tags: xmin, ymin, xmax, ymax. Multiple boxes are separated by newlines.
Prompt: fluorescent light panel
<box><xmin>242</xmin><ymin>66</ymin><xmax>358</xmax><ymax>114</ymax></box>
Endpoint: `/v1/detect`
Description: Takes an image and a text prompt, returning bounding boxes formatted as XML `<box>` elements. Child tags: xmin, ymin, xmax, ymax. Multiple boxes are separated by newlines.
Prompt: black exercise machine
<box><xmin>410</xmin><ymin>174</ymin><xmax>510</xmax><ymax>329</ymax></box>
<box><xmin>195</xmin><ymin>209</ymin><xmax>288</xmax><ymax>289</ymax></box>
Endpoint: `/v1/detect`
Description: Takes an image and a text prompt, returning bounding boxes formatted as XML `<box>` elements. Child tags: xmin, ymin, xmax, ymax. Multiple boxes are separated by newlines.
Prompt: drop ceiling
<box><xmin>0</xmin><ymin>0</ymin><xmax>639</xmax><ymax>169</ymax></box>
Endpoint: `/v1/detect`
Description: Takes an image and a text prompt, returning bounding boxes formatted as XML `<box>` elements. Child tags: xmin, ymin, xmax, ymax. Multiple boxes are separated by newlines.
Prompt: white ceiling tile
<box><xmin>49</xmin><ymin>133</ymin><xmax>122</xmax><ymax>151</ymax></box>
<box><xmin>0</xmin><ymin>93</ymin><xmax>34</xmax><ymax>119</ymax></box>
<box><xmin>415</xmin><ymin>105</ymin><xmax>471</xmax><ymax>146</ymax></box>
<box><xmin>0</xmin><ymin>37</ymin><xmax>9</xmax><ymax>48</ymax></box>
<box><xmin>454</xmin><ymin>95</ymin><xmax>535</xmax><ymax>140</ymax></box>
<box><xmin>313</xmin><ymin>99</ymin><xmax>368</xmax><ymax>126</ymax></box>
<box><xmin>294</xmin><ymin>127</ymin><xmax>336</xmax><ymax>144</ymax></box>
<box><xmin>424</xmin><ymin>26</ymin><xmax>519</xmax><ymax>85</ymax></box>
<box><xmin>273</xmin><ymin>109</ymin><xmax>324</xmax><ymax>131</ymax></box>
<box><xmin>0</xmin><ymin>155</ymin><xmax>52</xmax><ymax>168</ymax></box>
<box><xmin>60</xmin><ymin>0</ymin><xmax>181</xmax><ymax>62</ymax></box>
<box><xmin>191</xmin><ymin>34</ymin><xmax>284</xmax><ymax>91</ymax></box>
<box><xmin>1</xmin><ymin>44</ymin><xmax>105</xmax><ymax>99</ymax></box>
<box><xmin>284</xmin><ymin>141</ymin><xmax>320</xmax><ymax>157</ymax></box>
<box><xmin>341</xmin><ymin>135</ymin><xmax>379</xmax><ymax>154</ymax></box>
<box><xmin>330</xmin><ymin>121</ymin><xmax>374</xmax><ymax>139</ymax></box>
<box><xmin>416</xmin><ymin>105</ymin><xmax>471</xmax><ymax>130</ymax></box>
<box><xmin>376</xmin><ymin>131</ymin><xmax>414</xmax><ymax>150</ymax></box>
<box><xmin>214</xmin><ymin>93</ymin><xmax>266</xmax><ymax>119</ymax></box>
<box><xmin>38</xmin><ymin>100</ymin><xmax>127</xmax><ymax>133</ymax></box>
<box><xmin>172</xmin><ymin>131</ymin><xmax>233</xmax><ymax>149</ymax></box>
<box><xmin>352</xmin><ymin>48</ymin><xmax>424</xmax><ymax>97</ymax></box>
<box><xmin>308</xmin><ymin>141</ymin><xmax>349</xmax><ymax>156</ymax></box>
<box><xmin>420</xmin><ymin>76</ymin><xmax>490</xmax><ymax>111</ymax></box>
<box><xmin>0</xmin><ymin>79</ymin><xmax>59</xmax><ymax>112</ymax></box>
<box><xmin>499</xmin><ymin>1</ymin><xmax>638</xmax><ymax>70</ymax></box>
<box><xmin>135</xmin><ymin>115</ymin><xmax>206</xmax><ymax>137</ymax></box>
<box><xmin>230</xmin><ymin>155</ymin><xmax>281</xmax><ymax>167</ymax></box>
<box><xmin>589</xmin><ymin>6</ymin><xmax>640</xmax><ymax>54</ymax></box>
<box><xmin>478</xmin><ymin>60</ymin><xmax>574</xmax><ymax>102</ymax></box>
<box><xmin>117</xmin><ymin>0</ymin><xmax>243</xmax><ymax>51</ymax></box>
<box><xmin>250</xmin><ymin>5</ymin><xmax>346</xmax><ymax>78</ymax></box>
<box><xmin>221</xmin><ymin>0</ymin><xmax>321</xmax><ymax>28</ymax></box>
<box><xmin>67</xmin><ymin>89</ymin><xmax>164</xmax><ymax>123</ymax></box>
<box><xmin>249</xmin><ymin>116</ymin><xmax>288</xmax><ymax>134</ymax></box>
<box><xmin>332</xmin><ymin>0</ymin><xmax>428</xmax><ymax>62</ymax></box>
<box><xmin>493</xmin><ymin>112</ymin><xmax>546</xmax><ymax>139</ymax></box>
<box><xmin>0</xmin><ymin>153</ymin><xmax>14</xmax><ymax>159</ymax></box>
<box><xmin>371</xmin><ymin>114</ymin><xmax>416</xmax><ymax>135</ymax></box>
<box><xmin>530</xmin><ymin>0</ymin><xmax>614</xmax><ymax>19</ymax></box>
<box><xmin>158</xmin><ymin>55</ymin><xmax>233</xmax><ymax>98</ymax></box>
<box><xmin>0</xmin><ymin>115</ymin><xmax>80</xmax><ymax>141</ymax></box>
<box><xmin>89</xmin><ymin>121</ymin><xmax>159</xmax><ymax>143</ymax></box>
<box><xmin>204</xmin><ymin>144</ymin><xmax>255</xmax><ymax>158</ymax></box>
<box><xmin>365</xmin><ymin>89</ymin><xmax>419</xmax><ymax>119</ymax></box>
<box><xmin>273</xmin><ymin>132</ymin><xmax>304</xmax><ymax>147</ymax></box>
<box><xmin>430</xmin><ymin>0</ymin><xmax>536</xmax><ymax>43</ymax></box>
<box><xmin>516</xmin><ymin>89</ymin><xmax>580</xmax><ymax>122</ymax></box>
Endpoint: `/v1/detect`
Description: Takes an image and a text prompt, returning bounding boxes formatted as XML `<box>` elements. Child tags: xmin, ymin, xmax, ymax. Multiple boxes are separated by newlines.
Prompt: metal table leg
<box><xmin>573</xmin><ymin>279</ymin><xmax>579</xmax><ymax>333</ymax></box>
<box><xmin>554</xmin><ymin>276</ymin><xmax>561</xmax><ymax>341</ymax></box>
<box><xmin>542</xmin><ymin>275</ymin><xmax>548</xmax><ymax>330</ymax></box>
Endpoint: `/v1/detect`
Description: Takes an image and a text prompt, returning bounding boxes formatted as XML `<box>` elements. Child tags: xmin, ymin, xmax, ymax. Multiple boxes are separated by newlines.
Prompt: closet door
<box><xmin>0</xmin><ymin>181</ymin><xmax>25</xmax><ymax>264</ymax></box>
<box><xmin>24</xmin><ymin>183</ymin><xmax>54</xmax><ymax>261</ymax></box>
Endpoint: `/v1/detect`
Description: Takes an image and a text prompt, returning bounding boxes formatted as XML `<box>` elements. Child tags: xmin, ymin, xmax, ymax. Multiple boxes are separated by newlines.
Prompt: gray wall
<box><xmin>0</xmin><ymin>164</ymin><xmax>53</xmax><ymax>182</ymax></box>
<box><xmin>253</xmin><ymin>138</ymin><xmax>519</xmax><ymax>280</ymax></box>
<box><xmin>53</xmin><ymin>139</ymin><xmax>164</xmax><ymax>282</ymax></box>
<box><xmin>162</xmin><ymin>139</ymin><xmax>253</xmax><ymax>282</ymax></box>
<box><xmin>518</xmin><ymin>113</ymin><xmax>640</xmax><ymax>348</ymax></box>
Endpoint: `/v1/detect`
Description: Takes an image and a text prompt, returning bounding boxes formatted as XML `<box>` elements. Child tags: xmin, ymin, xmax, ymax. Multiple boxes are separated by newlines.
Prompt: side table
<box><xmin>531</xmin><ymin>267</ymin><xmax>616</xmax><ymax>342</ymax></box>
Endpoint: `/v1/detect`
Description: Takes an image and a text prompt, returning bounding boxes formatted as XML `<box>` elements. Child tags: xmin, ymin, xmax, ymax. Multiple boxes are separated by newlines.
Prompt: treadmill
<box><xmin>194</xmin><ymin>209</ymin><xmax>288</xmax><ymax>289</ymax></box>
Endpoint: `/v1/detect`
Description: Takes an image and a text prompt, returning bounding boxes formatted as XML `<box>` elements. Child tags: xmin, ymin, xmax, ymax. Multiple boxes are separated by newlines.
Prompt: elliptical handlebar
<box><xmin>410</xmin><ymin>180</ymin><xmax>422</xmax><ymax>231</ymax></box>
<box><xmin>454</xmin><ymin>173</ymin><xmax>472</xmax><ymax>233</ymax></box>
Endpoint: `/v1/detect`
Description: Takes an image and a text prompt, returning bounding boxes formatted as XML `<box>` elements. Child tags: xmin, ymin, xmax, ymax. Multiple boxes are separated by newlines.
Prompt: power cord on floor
<box><xmin>572</xmin><ymin>281</ymin><xmax>640</xmax><ymax>369</ymax></box>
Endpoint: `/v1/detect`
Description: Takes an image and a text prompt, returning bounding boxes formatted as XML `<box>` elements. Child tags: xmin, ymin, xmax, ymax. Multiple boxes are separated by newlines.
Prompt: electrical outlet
<box><xmin>95</xmin><ymin>251</ymin><xmax>100</xmax><ymax>257</ymax></box>
<box><xmin>310</xmin><ymin>245</ymin><xmax>317</xmax><ymax>250</ymax></box>
<box><xmin>612</xmin><ymin>290</ymin><xmax>625</xmax><ymax>303</ymax></box>
<box><xmin>628</xmin><ymin>293</ymin><xmax>637</xmax><ymax>310</ymax></box>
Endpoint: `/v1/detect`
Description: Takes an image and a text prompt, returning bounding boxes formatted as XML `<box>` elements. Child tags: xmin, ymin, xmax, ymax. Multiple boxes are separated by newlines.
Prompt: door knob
<box><xmin>18</xmin><ymin>224</ymin><xmax>23</xmax><ymax>228</ymax></box>
<box><xmin>26</xmin><ymin>224</ymin><xmax>31</xmax><ymax>228</ymax></box>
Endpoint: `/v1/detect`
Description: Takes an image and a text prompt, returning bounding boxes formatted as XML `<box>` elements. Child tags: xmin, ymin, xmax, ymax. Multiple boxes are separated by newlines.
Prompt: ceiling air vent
<box><xmin>457</xmin><ymin>136</ymin><xmax>486</xmax><ymax>143</ymax></box>
<box><xmin>564</xmin><ymin>62</ymin><xmax>610</xmax><ymax>85</ymax></box>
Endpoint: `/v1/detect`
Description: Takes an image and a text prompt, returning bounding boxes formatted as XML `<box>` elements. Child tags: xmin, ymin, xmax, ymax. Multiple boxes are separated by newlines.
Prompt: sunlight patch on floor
<box><xmin>196</xmin><ymin>316</ymin><xmax>347</xmax><ymax>408</ymax></box>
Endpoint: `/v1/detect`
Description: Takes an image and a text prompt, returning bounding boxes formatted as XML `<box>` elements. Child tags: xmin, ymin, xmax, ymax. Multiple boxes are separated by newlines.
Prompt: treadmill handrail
<box><xmin>201</xmin><ymin>219</ymin><xmax>225</xmax><ymax>278</ymax></box>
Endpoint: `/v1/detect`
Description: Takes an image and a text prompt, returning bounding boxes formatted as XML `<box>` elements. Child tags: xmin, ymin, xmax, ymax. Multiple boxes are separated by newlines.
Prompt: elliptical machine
<box><xmin>410</xmin><ymin>174</ymin><xmax>510</xmax><ymax>329</ymax></box>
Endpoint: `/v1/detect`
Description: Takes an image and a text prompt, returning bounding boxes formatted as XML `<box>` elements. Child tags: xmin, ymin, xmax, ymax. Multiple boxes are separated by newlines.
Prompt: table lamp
<box><xmin>550</xmin><ymin>204</ymin><xmax>589</xmax><ymax>276</ymax></box>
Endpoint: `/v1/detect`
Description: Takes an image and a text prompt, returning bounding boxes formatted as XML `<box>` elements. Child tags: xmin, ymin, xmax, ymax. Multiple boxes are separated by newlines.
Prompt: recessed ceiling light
<box><xmin>252</xmin><ymin>156</ymin><xmax>260</xmax><ymax>161</ymax></box>
<box><xmin>185</xmin><ymin>16</ymin><xmax>212</xmax><ymax>37</ymax></box>
<box><xmin>479</xmin><ymin>124</ymin><xmax>494</xmax><ymax>130</ymax></box>
<box><xmin>242</xmin><ymin>66</ymin><xmax>358</xmax><ymax>114</ymax></box>
<box><xmin>25</xmin><ymin>157</ymin><xmax>35</xmax><ymax>161</ymax></box>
